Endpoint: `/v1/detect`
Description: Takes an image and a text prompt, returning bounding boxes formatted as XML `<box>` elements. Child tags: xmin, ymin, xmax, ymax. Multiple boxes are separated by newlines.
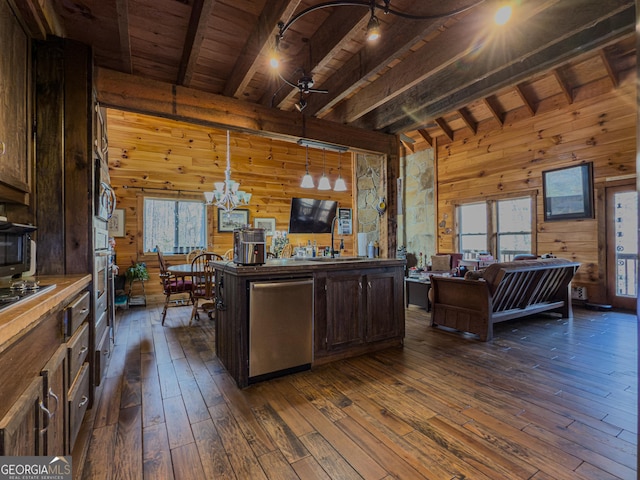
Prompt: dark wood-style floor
<box><xmin>80</xmin><ymin>301</ymin><xmax>637</xmax><ymax>479</ymax></box>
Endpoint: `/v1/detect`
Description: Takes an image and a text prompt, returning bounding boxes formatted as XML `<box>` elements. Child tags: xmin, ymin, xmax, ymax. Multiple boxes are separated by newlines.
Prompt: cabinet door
<box><xmin>365</xmin><ymin>272</ymin><xmax>400</xmax><ymax>342</ymax></box>
<box><xmin>326</xmin><ymin>273</ymin><xmax>364</xmax><ymax>350</ymax></box>
<box><xmin>0</xmin><ymin>376</ymin><xmax>43</xmax><ymax>456</ymax></box>
<box><xmin>0</xmin><ymin>0</ymin><xmax>30</xmax><ymax>196</ymax></box>
<box><xmin>41</xmin><ymin>345</ymin><xmax>67</xmax><ymax>456</ymax></box>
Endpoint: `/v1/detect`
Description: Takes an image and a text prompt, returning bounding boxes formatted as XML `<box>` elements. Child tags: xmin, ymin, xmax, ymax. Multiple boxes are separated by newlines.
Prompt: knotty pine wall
<box><xmin>433</xmin><ymin>75</ymin><xmax>636</xmax><ymax>304</ymax></box>
<box><xmin>106</xmin><ymin>109</ymin><xmax>354</xmax><ymax>300</ymax></box>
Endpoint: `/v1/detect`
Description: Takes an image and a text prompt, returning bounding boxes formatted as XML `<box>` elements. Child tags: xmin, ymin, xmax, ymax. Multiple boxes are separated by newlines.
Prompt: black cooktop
<box><xmin>0</xmin><ymin>281</ymin><xmax>56</xmax><ymax>312</ymax></box>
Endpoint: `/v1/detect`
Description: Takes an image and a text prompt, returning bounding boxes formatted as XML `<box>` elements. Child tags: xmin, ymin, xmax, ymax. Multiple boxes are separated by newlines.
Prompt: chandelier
<box><xmin>204</xmin><ymin>130</ymin><xmax>251</xmax><ymax>213</ymax></box>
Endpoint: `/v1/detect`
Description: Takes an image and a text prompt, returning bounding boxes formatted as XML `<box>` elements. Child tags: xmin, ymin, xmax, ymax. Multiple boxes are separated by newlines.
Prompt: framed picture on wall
<box><xmin>254</xmin><ymin>218</ymin><xmax>276</xmax><ymax>236</ymax></box>
<box><xmin>542</xmin><ymin>163</ymin><xmax>594</xmax><ymax>221</ymax></box>
<box><xmin>108</xmin><ymin>209</ymin><xmax>125</xmax><ymax>237</ymax></box>
<box><xmin>218</xmin><ymin>209</ymin><xmax>249</xmax><ymax>232</ymax></box>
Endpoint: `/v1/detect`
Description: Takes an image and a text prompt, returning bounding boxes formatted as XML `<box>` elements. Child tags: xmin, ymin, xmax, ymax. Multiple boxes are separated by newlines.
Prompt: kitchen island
<box><xmin>213</xmin><ymin>257</ymin><xmax>405</xmax><ymax>388</ymax></box>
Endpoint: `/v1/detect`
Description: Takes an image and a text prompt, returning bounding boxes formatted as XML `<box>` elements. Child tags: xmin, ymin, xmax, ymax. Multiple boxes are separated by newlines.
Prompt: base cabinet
<box><xmin>40</xmin><ymin>345</ymin><xmax>67</xmax><ymax>456</ymax></box>
<box><xmin>324</xmin><ymin>270</ymin><xmax>403</xmax><ymax>352</ymax></box>
<box><xmin>0</xmin><ymin>277</ymin><xmax>92</xmax><ymax>458</ymax></box>
<box><xmin>0</xmin><ymin>377</ymin><xmax>44</xmax><ymax>456</ymax></box>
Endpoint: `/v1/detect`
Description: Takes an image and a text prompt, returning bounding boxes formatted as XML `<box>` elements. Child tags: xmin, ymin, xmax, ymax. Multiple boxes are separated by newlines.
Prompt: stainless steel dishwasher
<box><xmin>249</xmin><ymin>278</ymin><xmax>313</xmax><ymax>383</ymax></box>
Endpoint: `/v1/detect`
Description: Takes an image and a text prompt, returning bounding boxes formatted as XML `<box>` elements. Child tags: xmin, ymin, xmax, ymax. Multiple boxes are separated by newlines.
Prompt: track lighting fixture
<box><xmin>271</xmin><ymin>1</ymin><xmax>487</xmax><ymax>102</ymax></box>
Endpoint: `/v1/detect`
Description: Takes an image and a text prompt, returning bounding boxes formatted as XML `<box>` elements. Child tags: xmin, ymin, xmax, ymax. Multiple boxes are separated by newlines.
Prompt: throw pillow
<box><xmin>431</xmin><ymin>254</ymin><xmax>451</xmax><ymax>272</ymax></box>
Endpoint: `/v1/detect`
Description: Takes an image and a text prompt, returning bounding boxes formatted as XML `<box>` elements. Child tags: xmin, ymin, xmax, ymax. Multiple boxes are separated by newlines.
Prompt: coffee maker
<box><xmin>233</xmin><ymin>227</ymin><xmax>266</xmax><ymax>265</ymax></box>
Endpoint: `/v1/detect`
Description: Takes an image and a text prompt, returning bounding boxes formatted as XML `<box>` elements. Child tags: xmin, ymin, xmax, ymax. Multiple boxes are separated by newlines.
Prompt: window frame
<box><xmin>136</xmin><ymin>191</ymin><xmax>210</xmax><ymax>260</ymax></box>
<box><xmin>455</xmin><ymin>192</ymin><xmax>536</xmax><ymax>261</ymax></box>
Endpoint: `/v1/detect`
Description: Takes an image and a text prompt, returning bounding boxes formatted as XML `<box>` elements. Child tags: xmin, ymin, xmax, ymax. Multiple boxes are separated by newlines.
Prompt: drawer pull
<box><xmin>79</xmin><ymin>346</ymin><xmax>88</xmax><ymax>356</ymax></box>
<box><xmin>39</xmin><ymin>401</ymin><xmax>52</xmax><ymax>434</ymax></box>
<box><xmin>48</xmin><ymin>387</ymin><xmax>59</xmax><ymax>415</ymax></box>
<box><xmin>0</xmin><ymin>141</ymin><xmax>5</xmax><ymax>155</ymax></box>
<box><xmin>78</xmin><ymin>395</ymin><xmax>89</xmax><ymax>408</ymax></box>
<box><xmin>80</xmin><ymin>308</ymin><xmax>88</xmax><ymax>314</ymax></box>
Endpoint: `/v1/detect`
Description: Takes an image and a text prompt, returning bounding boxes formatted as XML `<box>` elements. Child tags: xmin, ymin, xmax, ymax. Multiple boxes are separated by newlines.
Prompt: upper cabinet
<box><xmin>0</xmin><ymin>0</ymin><xmax>31</xmax><ymax>204</ymax></box>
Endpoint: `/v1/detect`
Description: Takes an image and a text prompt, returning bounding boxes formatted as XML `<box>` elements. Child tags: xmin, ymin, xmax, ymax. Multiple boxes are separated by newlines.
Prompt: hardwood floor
<box><xmin>81</xmin><ymin>303</ymin><xmax>637</xmax><ymax>479</ymax></box>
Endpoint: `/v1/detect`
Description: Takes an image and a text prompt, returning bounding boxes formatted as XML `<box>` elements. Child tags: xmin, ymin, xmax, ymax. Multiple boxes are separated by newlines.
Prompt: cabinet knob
<box><xmin>0</xmin><ymin>141</ymin><xmax>5</xmax><ymax>155</ymax></box>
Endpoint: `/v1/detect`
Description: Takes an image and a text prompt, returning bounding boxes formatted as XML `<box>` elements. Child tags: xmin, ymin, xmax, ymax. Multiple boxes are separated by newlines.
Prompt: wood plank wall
<box><xmin>107</xmin><ymin>109</ymin><xmax>354</xmax><ymax>299</ymax></box>
<box><xmin>434</xmin><ymin>74</ymin><xmax>636</xmax><ymax>304</ymax></box>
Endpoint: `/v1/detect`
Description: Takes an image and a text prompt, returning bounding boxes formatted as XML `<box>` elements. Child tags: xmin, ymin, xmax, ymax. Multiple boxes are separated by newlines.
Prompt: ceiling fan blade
<box><xmin>308</xmin><ymin>88</ymin><xmax>328</xmax><ymax>94</ymax></box>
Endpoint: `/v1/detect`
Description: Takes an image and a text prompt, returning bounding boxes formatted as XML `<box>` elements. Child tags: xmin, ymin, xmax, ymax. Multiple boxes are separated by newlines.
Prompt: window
<box><xmin>143</xmin><ymin>197</ymin><xmax>207</xmax><ymax>254</ymax></box>
<box><xmin>457</xmin><ymin>196</ymin><xmax>534</xmax><ymax>261</ymax></box>
<box><xmin>458</xmin><ymin>203</ymin><xmax>488</xmax><ymax>254</ymax></box>
<box><xmin>496</xmin><ymin>197</ymin><xmax>532</xmax><ymax>261</ymax></box>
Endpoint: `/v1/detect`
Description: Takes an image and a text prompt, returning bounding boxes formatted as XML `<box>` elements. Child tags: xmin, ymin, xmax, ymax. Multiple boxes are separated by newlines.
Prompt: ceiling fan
<box><xmin>271</xmin><ymin>68</ymin><xmax>328</xmax><ymax>112</ymax></box>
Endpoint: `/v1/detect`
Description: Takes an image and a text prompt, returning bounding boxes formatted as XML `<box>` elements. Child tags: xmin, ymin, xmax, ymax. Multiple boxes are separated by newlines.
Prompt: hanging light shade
<box><xmin>300</xmin><ymin>145</ymin><xmax>315</xmax><ymax>188</ymax></box>
<box><xmin>334</xmin><ymin>151</ymin><xmax>347</xmax><ymax>191</ymax></box>
<box><xmin>317</xmin><ymin>149</ymin><xmax>331</xmax><ymax>190</ymax></box>
<box><xmin>204</xmin><ymin>130</ymin><xmax>252</xmax><ymax>212</ymax></box>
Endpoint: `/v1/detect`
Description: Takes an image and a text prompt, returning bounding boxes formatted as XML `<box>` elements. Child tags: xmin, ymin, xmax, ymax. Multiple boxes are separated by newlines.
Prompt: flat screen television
<box><xmin>288</xmin><ymin>198</ymin><xmax>338</xmax><ymax>234</ymax></box>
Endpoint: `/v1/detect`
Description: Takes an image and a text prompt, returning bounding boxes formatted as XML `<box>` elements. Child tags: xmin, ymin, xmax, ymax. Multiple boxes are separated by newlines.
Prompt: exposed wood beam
<box><xmin>417</xmin><ymin>129</ymin><xmax>433</xmax><ymax>148</ymax></box>
<box><xmin>457</xmin><ymin>108</ymin><xmax>477</xmax><ymax>134</ymax></box>
<box><xmin>324</xmin><ymin>0</ymin><xmax>513</xmax><ymax>124</ymax></box>
<box><xmin>552</xmin><ymin>69</ymin><xmax>573</xmax><ymax>104</ymax></box>
<box><xmin>8</xmin><ymin>0</ymin><xmax>64</xmax><ymax>38</ymax></box>
<box><xmin>304</xmin><ymin>0</ymin><xmax>478</xmax><ymax>118</ymax></box>
<box><xmin>435</xmin><ymin>118</ymin><xmax>454</xmax><ymax>141</ymax></box>
<box><xmin>223</xmin><ymin>0</ymin><xmax>302</xmax><ymax>98</ymax></box>
<box><xmin>483</xmin><ymin>97</ymin><xmax>503</xmax><ymax>126</ymax></box>
<box><xmin>599</xmin><ymin>49</ymin><xmax>619</xmax><ymax>87</ymax></box>
<box><xmin>115</xmin><ymin>0</ymin><xmax>132</xmax><ymax>74</ymax></box>
<box><xmin>514</xmin><ymin>84</ymin><xmax>536</xmax><ymax>116</ymax></box>
<box><xmin>94</xmin><ymin>67</ymin><xmax>398</xmax><ymax>156</ymax></box>
<box><xmin>267</xmin><ymin>6</ymin><xmax>367</xmax><ymax>109</ymax></box>
<box><xmin>177</xmin><ymin>0</ymin><xmax>216</xmax><ymax>86</ymax></box>
<box><xmin>401</xmin><ymin>139</ymin><xmax>415</xmax><ymax>153</ymax></box>
<box><xmin>370</xmin><ymin>2</ymin><xmax>633</xmax><ymax>133</ymax></box>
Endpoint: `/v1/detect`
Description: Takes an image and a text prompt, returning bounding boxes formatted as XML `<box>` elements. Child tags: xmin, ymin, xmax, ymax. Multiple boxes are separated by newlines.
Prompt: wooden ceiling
<box><xmin>13</xmin><ymin>0</ymin><xmax>636</xmax><ymax>149</ymax></box>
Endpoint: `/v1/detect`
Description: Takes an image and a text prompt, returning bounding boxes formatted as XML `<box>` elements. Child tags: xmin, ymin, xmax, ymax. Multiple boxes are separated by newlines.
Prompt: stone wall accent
<box><xmin>356</xmin><ymin>152</ymin><xmax>383</xmax><ymax>247</ymax></box>
<box><xmin>403</xmin><ymin>148</ymin><xmax>435</xmax><ymax>267</ymax></box>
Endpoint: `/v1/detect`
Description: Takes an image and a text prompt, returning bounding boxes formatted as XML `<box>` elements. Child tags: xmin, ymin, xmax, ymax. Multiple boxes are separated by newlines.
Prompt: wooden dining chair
<box><xmin>186</xmin><ymin>248</ymin><xmax>206</xmax><ymax>263</ymax></box>
<box><xmin>223</xmin><ymin>248</ymin><xmax>234</xmax><ymax>260</ymax></box>
<box><xmin>190</xmin><ymin>252</ymin><xmax>223</xmax><ymax>325</ymax></box>
<box><xmin>157</xmin><ymin>247</ymin><xmax>193</xmax><ymax>325</ymax></box>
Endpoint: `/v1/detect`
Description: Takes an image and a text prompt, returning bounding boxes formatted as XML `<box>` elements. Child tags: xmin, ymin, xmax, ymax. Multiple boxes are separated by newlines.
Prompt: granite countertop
<box><xmin>0</xmin><ymin>274</ymin><xmax>91</xmax><ymax>355</ymax></box>
<box><xmin>213</xmin><ymin>257</ymin><xmax>406</xmax><ymax>276</ymax></box>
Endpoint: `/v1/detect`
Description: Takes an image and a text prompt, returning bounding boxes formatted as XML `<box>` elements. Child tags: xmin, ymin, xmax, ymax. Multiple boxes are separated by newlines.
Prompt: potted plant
<box><xmin>125</xmin><ymin>261</ymin><xmax>149</xmax><ymax>306</ymax></box>
<box><xmin>125</xmin><ymin>261</ymin><xmax>149</xmax><ymax>282</ymax></box>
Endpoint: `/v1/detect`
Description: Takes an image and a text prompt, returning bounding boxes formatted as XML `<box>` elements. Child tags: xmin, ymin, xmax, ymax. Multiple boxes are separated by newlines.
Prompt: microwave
<box><xmin>0</xmin><ymin>221</ymin><xmax>36</xmax><ymax>278</ymax></box>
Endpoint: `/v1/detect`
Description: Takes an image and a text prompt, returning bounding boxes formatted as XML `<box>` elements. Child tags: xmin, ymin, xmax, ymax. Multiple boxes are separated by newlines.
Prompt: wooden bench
<box><xmin>430</xmin><ymin>258</ymin><xmax>580</xmax><ymax>341</ymax></box>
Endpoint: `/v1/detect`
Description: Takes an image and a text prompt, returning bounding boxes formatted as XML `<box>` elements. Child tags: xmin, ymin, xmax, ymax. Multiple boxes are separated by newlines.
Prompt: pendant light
<box><xmin>317</xmin><ymin>149</ymin><xmax>331</xmax><ymax>190</ymax></box>
<box><xmin>333</xmin><ymin>151</ymin><xmax>347</xmax><ymax>191</ymax></box>
<box><xmin>300</xmin><ymin>145</ymin><xmax>314</xmax><ymax>188</ymax></box>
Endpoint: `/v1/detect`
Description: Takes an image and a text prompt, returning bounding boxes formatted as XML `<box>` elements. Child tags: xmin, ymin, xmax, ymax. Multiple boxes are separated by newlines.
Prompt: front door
<box><xmin>606</xmin><ymin>185</ymin><xmax>637</xmax><ymax>310</ymax></box>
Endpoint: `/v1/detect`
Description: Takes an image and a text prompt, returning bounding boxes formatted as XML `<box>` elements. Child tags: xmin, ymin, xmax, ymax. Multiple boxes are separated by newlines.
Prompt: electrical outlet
<box><xmin>571</xmin><ymin>286</ymin><xmax>587</xmax><ymax>300</ymax></box>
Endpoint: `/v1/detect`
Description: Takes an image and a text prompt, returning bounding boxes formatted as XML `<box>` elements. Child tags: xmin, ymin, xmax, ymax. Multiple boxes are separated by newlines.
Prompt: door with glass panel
<box><xmin>607</xmin><ymin>186</ymin><xmax>637</xmax><ymax>310</ymax></box>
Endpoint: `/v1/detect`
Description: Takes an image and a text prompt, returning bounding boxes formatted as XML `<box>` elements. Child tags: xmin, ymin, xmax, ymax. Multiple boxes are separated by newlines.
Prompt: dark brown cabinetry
<box><xmin>323</xmin><ymin>269</ymin><xmax>403</xmax><ymax>353</ymax></box>
<box><xmin>40</xmin><ymin>346</ymin><xmax>67</xmax><ymax>456</ymax></box>
<box><xmin>0</xmin><ymin>377</ymin><xmax>44</xmax><ymax>456</ymax></box>
<box><xmin>0</xmin><ymin>277</ymin><xmax>91</xmax><ymax>457</ymax></box>
<box><xmin>215</xmin><ymin>259</ymin><xmax>405</xmax><ymax>388</ymax></box>
<box><xmin>0</xmin><ymin>0</ymin><xmax>31</xmax><ymax>204</ymax></box>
